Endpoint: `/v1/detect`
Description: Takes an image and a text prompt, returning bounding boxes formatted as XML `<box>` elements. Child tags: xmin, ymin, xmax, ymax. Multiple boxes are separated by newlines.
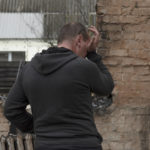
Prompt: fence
<box><xmin>0</xmin><ymin>62</ymin><xmax>20</xmax><ymax>94</ymax></box>
<box><xmin>0</xmin><ymin>134</ymin><xmax>34</xmax><ymax>150</ymax></box>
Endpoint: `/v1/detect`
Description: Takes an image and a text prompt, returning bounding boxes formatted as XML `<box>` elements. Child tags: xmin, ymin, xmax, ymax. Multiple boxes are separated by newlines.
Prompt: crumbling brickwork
<box><xmin>0</xmin><ymin>1</ymin><xmax>150</xmax><ymax>149</ymax></box>
<box><xmin>96</xmin><ymin>0</ymin><xmax>150</xmax><ymax>150</ymax></box>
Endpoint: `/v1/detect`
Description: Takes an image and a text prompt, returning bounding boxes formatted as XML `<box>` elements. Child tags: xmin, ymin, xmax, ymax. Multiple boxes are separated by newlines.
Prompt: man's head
<box><xmin>57</xmin><ymin>22</ymin><xmax>90</xmax><ymax>58</ymax></box>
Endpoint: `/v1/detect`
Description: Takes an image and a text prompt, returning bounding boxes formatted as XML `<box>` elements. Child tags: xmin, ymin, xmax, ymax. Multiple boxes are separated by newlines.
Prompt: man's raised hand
<box><xmin>87</xmin><ymin>26</ymin><xmax>100</xmax><ymax>52</ymax></box>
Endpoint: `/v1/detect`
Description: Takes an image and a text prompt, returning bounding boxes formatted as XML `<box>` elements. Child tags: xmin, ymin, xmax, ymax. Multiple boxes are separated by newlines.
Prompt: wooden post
<box><xmin>0</xmin><ymin>136</ymin><xmax>6</xmax><ymax>150</ymax></box>
<box><xmin>16</xmin><ymin>135</ymin><xmax>24</xmax><ymax>150</ymax></box>
<box><xmin>7</xmin><ymin>136</ymin><xmax>15</xmax><ymax>150</ymax></box>
<box><xmin>0</xmin><ymin>134</ymin><xmax>34</xmax><ymax>150</ymax></box>
<box><xmin>24</xmin><ymin>134</ymin><xmax>33</xmax><ymax>150</ymax></box>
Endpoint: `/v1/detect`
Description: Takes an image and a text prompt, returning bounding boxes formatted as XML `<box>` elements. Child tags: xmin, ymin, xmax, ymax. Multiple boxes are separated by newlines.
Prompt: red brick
<box><xmin>137</xmin><ymin>1</ymin><xmax>150</xmax><ymax>7</ymax></box>
<box><xmin>97</xmin><ymin>7</ymin><xmax>121</xmax><ymax>15</ymax></box>
<box><xmin>102</xmin><ymin>24</ymin><xmax>122</xmax><ymax>32</ymax></box>
<box><xmin>132</xmin><ymin>8</ymin><xmax>150</xmax><ymax>16</ymax></box>
<box><xmin>97</xmin><ymin>0</ymin><xmax>105</xmax><ymax>7</ymax></box>
<box><xmin>99</xmin><ymin>40</ymin><xmax>118</xmax><ymax>49</ymax></box>
<box><xmin>109</xmin><ymin>49</ymin><xmax>128</xmax><ymax>57</ymax></box>
<box><xmin>121</xmin><ymin>40</ymin><xmax>138</xmax><ymax>49</ymax></box>
<box><xmin>121</xmin><ymin>7</ymin><xmax>134</xmax><ymax>15</ymax></box>
<box><xmin>128</xmin><ymin>49</ymin><xmax>150</xmax><ymax>60</ymax></box>
<box><xmin>103</xmin><ymin>56</ymin><xmax>122</xmax><ymax>66</ymax></box>
<box><xmin>134</xmin><ymin>75</ymin><xmax>150</xmax><ymax>81</ymax></box>
<box><xmin>108</xmin><ymin>41</ymin><xmax>124</xmax><ymax>50</ymax></box>
<box><xmin>116</xmin><ymin>81</ymin><xmax>150</xmax><ymax>94</ymax></box>
<box><xmin>122</xmin><ymin>72</ymin><xmax>150</xmax><ymax>82</ymax></box>
<box><xmin>122</xmin><ymin>57</ymin><xmax>148</xmax><ymax>66</ymax></box>
<box><xmin>107</xmin><ymin>32</ymin><xmax>122</xmax><ymax>41</ymax></box>
<box><xmin>133</xmin><ymin>66</ymin><xmax>150</xmax><ymax>75</ymax></box>
<box><xmin>123</xmin><ymin>32</ymin><xmax>135</xmax><ymax>40</ymax></box>
<box><xmin>135</xmin><ymin>32</ymin><xmax>150</xmax><ymax>40</ymax></box>
<box><xmin>121</xmin><ymin>73</ymin><xmax>136</xmax><ymax>82</ymax></box>
<box><xmin>123</xmin><ymin>24</ymin><xmax>150</xmax><ymax>32</ymax></box>
<box><xmin>106</xmin><ymin>0</ymin><xmax>122</xmax><ymax>6</ymax></box>
<box><xmin>97</xmin><ymin>1</ymin><xmax>147</xmax><ymax>9</ymax></box>
<box><xmin>102</xmin><ymin>0</ymin><xmax>137</xmax><ymax>7</ymax></box>
<box><xmin>112</xmin><ymin>72</ymin><xmax>123</xmax><ymax>81</ymax></box>
<box><xmin>115</xmin><ymin>81</ymin><xmax>150</xmax><ymax>106</ymax></box>
<box><xmin>121</xmin><ymin>0</ymin><xmax>138</xmax><ymax>7</ymax></box>
<box><xmin>122</xmin><ymin>66</ymin><xmax>134</xmax><ymax>73</ymax></box>
<box><xmin>109</xmin><ymin>66</ymin><xmax>123</xmax><ymax>73</ymax></box>
<box><xmin>122</xmin><ymin>40</ymin><xmax>150</xmax><ymax>50</ymax></box>
<box><xmin>142</xmin><ymin>41</ymin><xmax>150</xmax><ymax>49</ymax></box>
<box><xmin>135</xmin><ymin>82</ymin><xmax>150</xmax><ymax>98</ymax></box>
<box><xmin>103</xmin><ymin>15</ymin><xmax>147</xmax><ymax>24</ymax></box>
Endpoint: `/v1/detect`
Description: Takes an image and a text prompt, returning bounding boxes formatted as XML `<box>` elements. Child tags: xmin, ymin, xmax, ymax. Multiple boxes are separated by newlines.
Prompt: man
<box><xmin>4</xmin><ymin>22</ymin><xmax>114</xmax><ymax>150</ymax></box>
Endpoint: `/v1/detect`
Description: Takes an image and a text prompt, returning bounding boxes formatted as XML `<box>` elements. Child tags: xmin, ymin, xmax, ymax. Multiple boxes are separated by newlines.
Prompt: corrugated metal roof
<box><xmin>0</xmin><ymin>0</ymin><xmax>96</xmax><ymax>13</ymax></box>
<box><xmin>0</xmin><ymin>0</ymin><xmax>97</xmax><ymax>40</ymax></box>
<box><xmin>0</xmin><ymin>13</ymin><xmax>43</xmax><ymax>38</ymax></box>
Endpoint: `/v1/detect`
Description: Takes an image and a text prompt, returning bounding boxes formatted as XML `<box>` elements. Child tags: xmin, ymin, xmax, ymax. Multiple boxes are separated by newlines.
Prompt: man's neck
<box><xmin>57</xmin><ymin>41</ymin><xmax>75</xmax><ymax>53</ymax></box>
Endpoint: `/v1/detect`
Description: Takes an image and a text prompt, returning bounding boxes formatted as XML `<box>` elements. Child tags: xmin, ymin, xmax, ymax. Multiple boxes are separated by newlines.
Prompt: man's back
<box><xmin>23</xmin><ymin>47</ymin><xmax>102</xmax><ymax>148</ymax></box>
<box><xmin>4</xmin><ymin>23</ymin><xmax>114</xmax><ymax>150</ymax></box>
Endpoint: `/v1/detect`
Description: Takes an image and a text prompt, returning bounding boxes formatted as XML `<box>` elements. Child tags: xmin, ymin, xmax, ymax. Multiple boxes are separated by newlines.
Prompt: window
<box><xmin>0</xmin><ymin>51</ymin><xmax>25</xmax><ymax>62</ymax></box>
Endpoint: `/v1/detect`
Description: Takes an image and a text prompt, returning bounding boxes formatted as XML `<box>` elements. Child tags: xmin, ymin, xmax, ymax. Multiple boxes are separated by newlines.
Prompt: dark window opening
<box><xmin>0</xmin><ymin>51</ymin><xmax>25</xmax><ymax>62</ymax></box>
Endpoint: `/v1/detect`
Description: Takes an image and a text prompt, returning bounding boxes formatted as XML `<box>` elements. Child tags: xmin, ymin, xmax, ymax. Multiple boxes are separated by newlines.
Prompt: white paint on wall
<box><xmin>0</xmin><ymin>40</ymin><xmax>57</xmax><ymax>61</ymax></box>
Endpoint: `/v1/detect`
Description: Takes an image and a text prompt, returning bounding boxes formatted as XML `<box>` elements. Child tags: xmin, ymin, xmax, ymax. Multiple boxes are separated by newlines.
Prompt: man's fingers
<box><xmin>88</xmin><ymin>26</ymin><xmax>99</xmax><ymax>35</ymax></box>
<box><xmin>88</xmin><ymin>36</ymin><xmax>95</xmax><ymax>46</ymax></box>
<box><xmin>87</xmin><ymin>26</ymin><xmax>100</xmax><ymax>52</ymax></box>
<box><xmin>88</xmin><ymin>28</ymin><xmax>98</xmax><ymax>34</ymax></box>
<box><xmin>88</xmin><ymin>26</ymin><xmax>99</xmax><ymax>43</ymax></box>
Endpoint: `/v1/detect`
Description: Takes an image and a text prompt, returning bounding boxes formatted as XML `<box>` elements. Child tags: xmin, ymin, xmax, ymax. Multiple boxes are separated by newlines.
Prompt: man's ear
<box><xmin>75</xmin><ymin>34</ymin><xmax>82</xmax><ymax>45</ymax></box>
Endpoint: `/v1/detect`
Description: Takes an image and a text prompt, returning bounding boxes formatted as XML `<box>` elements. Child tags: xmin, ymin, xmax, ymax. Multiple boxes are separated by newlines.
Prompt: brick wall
<box><xmin>0</xmin><ymin>1</ymin><xmax>150</xmax><ymax>149</ymax></box>
<box><xmin>96</xmin><ymin>0</ymin><xmax>150</xmax><ymax>150</ymax></box>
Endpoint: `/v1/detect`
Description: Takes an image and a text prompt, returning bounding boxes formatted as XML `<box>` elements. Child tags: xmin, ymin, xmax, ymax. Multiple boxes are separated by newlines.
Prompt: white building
<box><xmin>0</xmin><ymin>0</ymin><xmax>96</xmax><ymax>62</ymax></box>
<box><xmin>0</xmin><ymin>13</ymin><xmax>52</xmax><ymax>61</ymax></box>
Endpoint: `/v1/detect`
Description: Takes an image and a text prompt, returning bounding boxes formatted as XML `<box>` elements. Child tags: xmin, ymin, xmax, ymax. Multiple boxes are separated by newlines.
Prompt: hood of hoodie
<box><xmin>31</xmin><ymin>47</ymin><xmax>78</xmax><ymax>75</ymax></box>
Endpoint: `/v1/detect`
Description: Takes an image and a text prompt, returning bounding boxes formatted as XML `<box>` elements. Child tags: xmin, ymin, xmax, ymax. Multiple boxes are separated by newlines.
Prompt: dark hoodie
<box><xmin>4</xmin><ymin>47</ymin><xmax>114</xmax><ymax>149</ymax></box>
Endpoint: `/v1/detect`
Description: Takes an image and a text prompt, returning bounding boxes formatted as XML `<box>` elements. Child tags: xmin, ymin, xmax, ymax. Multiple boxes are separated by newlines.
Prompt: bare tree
<box><xmin>19</xmin><ymin>0</ymin><xmax>97</xmax><ymax>44</ymax></box>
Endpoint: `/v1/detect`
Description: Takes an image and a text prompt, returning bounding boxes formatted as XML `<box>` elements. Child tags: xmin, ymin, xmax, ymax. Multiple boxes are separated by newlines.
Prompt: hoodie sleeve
<box><xmin>4</xmin><ymin>66</ymin><xmax>33</xmax><ymax>133</ymax></box>
<box><xmin>86</xmin><ymin>51</ymin><xmax>114</xmax><ymax>96</ymax></box>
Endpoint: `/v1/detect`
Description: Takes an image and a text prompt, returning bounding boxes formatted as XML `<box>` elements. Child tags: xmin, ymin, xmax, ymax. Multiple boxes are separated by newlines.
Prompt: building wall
<box><xmin>0</xmin><ymin>40</ymin><xmax>51</xmax><ymax>61</ymax></box>
<box><xmin>96</xmin><ymin>0</ymin><xmax>150</xmax><ymax>150</ymax></box>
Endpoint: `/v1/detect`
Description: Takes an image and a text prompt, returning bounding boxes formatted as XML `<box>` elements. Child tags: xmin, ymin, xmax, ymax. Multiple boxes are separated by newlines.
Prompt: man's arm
<box><xmin>4</xmin><ymin>66</ymin><xmax>33</xmax><ymax>133</ymax></box>
<box><xmin>87</xmin><ymin>51</ymin><xmax>114</xmax><ymax>96</ymax></box>
<box><xmin>86</xmin><ymin>26</ymin><xmax>114</xmax><ymax>96</ymax></box>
